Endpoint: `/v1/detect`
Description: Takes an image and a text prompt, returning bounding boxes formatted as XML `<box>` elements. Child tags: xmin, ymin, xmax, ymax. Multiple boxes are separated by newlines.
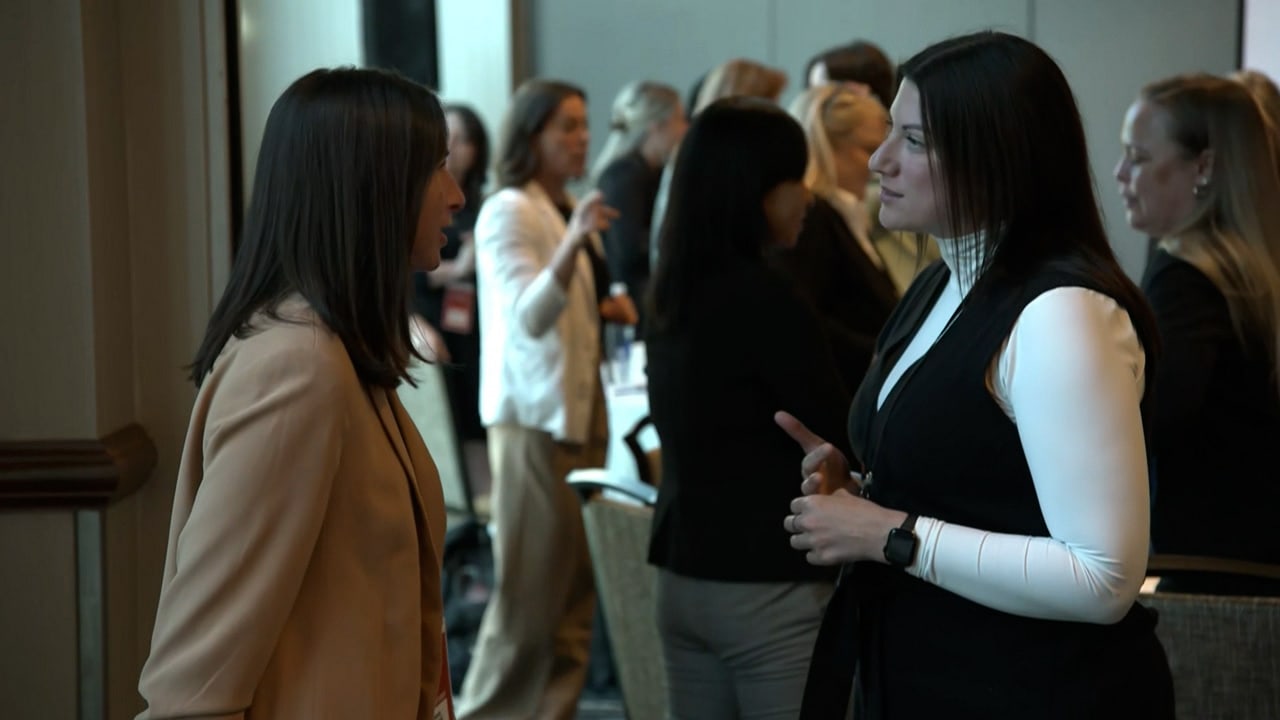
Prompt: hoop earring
<box><xmin>1193</xmin><ymin>178</ymin><xmax>1210</xmax><ymax>198</ymax></box>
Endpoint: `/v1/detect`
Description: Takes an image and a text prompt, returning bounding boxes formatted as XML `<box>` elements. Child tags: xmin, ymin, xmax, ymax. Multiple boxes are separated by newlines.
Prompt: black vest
<box><xmin>801</xmin><ymin>261</ymin><xmax>1174</xmax><ymax>720</ymax></box>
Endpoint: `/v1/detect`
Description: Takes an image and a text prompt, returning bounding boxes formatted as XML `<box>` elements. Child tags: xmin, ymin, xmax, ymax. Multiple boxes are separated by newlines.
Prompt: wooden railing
<box><xmin>0</xmin><ymin>423</ymin><xmax>156</xmax><ymax>508</ymax></box>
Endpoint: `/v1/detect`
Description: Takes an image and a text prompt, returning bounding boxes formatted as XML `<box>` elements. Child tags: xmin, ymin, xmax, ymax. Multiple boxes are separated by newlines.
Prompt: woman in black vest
<box><xmin>777</xmin><ymin>32</ymin><xmax>1175</xmax><ymax>718</ymax></box>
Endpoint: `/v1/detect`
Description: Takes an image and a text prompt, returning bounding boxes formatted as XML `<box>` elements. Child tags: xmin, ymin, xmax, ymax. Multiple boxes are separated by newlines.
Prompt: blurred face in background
<box><xmin>444</xmin><ymin>111</ymin><xmax>475</xmax><ymax>181</ymax></box>
<box><xmin>835</xmin><ymin>105</ymin><xmax>889</xmax><ymax>198</ymax></box>
<box><xmin>1114</xmin><ymin>99</ymin><xmax>1204</xmax><ymax>236</ymax></box>
<box><xmin>763</xmin><ymin>179</ymin><xmax>812</xmax><ymax>248</ymax></box>
<box><xmin>869</xmin><ymin>80</ymin><xmax>946</xmax><ymax>236</ymax></box>
<box><xmin>648</xmin><ymin>102</ymin><xmax>689</xmax><ymax>162</ymax></box>
<box><xmin>536</xmin><ymin>95</ymin><xmax>590</xmax><ymax>185</ymax></box>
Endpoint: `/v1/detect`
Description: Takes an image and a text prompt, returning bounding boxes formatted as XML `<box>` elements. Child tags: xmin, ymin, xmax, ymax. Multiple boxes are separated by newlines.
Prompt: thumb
<box><xmin>774</xmin><ymin>411</ymin><xmax>825</xmax><ymax>453</ymax></box>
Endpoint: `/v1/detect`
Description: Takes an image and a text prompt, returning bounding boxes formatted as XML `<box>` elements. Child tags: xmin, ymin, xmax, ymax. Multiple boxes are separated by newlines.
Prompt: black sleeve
<box><xmin>1143</xmin><ymin>256</ymin><xmax>1232</xmax><ymax>443</ymax></box>
<box><xmin>771</xmin><ymin>205</ymin><xmax>879</xmax><ymax>388</ymax></box>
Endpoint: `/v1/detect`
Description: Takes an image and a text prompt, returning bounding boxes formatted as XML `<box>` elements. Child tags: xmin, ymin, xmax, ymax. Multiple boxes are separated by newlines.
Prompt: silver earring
<box><xmin>1193</xmin><ymin>178</ymin><xmax>1210</xmax><ymax>198</ymax></box>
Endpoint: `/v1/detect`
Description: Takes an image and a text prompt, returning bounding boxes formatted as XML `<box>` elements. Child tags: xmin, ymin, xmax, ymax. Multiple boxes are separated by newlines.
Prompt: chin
<box><xmin>1124</xmin><ymin>213</ymin><xmax>1149</xmax><ymax>234</ymax></box>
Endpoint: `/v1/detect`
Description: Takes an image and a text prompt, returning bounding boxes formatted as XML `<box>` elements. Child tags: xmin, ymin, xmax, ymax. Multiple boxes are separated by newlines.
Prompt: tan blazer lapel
<box><xmin>370</xmin><ymin>387</ymin><xmax>416</xmax><ymax>480</ymax></box>
<box><xmin>387</xmin><ymin>389</ymin><xmax>447</xmax><ymax>559</ymax></box>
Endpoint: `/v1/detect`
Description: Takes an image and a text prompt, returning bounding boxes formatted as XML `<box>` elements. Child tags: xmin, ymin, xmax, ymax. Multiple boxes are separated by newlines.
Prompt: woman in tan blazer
<box><xmin>136</xmin><ymin>68</ymin><xmax>464</xmax><ymax>719</ymax></box>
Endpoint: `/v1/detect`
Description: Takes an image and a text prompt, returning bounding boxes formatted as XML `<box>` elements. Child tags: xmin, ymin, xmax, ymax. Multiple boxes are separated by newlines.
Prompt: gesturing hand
<box><xmin>774</xmin><ymin>411</ymin><xmax>858</xmax><ymax>496</ymax></box>
<box><xmin>568</xmin><ymin>190</ymin><xmax>620</xmax><ymax>243</ymax></box>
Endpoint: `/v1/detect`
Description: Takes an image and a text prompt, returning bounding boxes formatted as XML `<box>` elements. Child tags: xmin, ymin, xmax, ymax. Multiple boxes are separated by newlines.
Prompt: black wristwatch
<box><xmin>883</xmin><ymin>513</ymin><xmax>919</xmax><ymax>568</ymax></box>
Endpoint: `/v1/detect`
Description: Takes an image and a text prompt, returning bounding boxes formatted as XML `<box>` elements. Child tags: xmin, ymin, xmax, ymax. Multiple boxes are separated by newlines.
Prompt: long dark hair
<box><xmin>494</xmin><ymin>79</ymin><xmax>585</xmax><ymax>188</ymax></box>
<box><xmin>445</xmin><ymin>103</ymin><xmax>489</xmax><ymax>229</ymax></box>
<box><xmin>190</xmin><ymin>67</ymin><xmax>447</xmax><ymax>388</ymax></box>
<box><xmin>902</xmin><ymin>31</ymin><xmax>1158</xmax><ymax>366</ymax></box>
<box><xmin>648</xmin><ymin>97</ymin><xmax>807</xmax><ymax>333</ymax></box>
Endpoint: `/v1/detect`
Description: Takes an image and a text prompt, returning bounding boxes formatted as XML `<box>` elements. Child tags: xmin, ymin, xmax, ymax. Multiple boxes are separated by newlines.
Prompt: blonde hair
<box><xmin>788</xmin><ymin>84</ymin><xmax>887</xmax><ymax>199</ymax></box>
<box><xmin>590</xmin><ymin>81</ymin><xmax>681</xmax><ymax>182</ymax></box>
<box><xmin>693</xmin><ymin>58</ymin><xmax>787</xmax><ymax>114</ymax></box>
<box><xmin>1143</xmin><ymin>73</ymin><xmax>1280</xmax><ymax>389</ymax></box>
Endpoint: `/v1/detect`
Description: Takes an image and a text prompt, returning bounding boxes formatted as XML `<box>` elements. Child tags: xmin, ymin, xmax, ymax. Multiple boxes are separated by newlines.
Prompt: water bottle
<box><xmin>604</xmin><ymin>281</ymin><xmax>635</xmax><ymax>385</ymax></box>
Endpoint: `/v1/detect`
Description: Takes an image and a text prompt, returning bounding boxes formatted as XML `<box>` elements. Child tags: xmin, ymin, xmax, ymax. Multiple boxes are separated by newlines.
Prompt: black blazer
<box><xmin>1143</xmin><ymin>250</ymin><xmax>1280</xmax><ymax>586</ymax></box>
<box><xmin>646</xmin><ymin>260</ymin><xmax>850</xmax><ymax>583</ymax></box>
<box><xmin>770</xmin><ymin>196</ymin><xmax>900</xmax><ymax>392</ymax></box>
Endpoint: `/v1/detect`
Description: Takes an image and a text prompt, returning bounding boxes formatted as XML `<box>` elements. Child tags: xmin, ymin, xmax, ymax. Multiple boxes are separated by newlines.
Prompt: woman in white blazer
<box><xmin>461</xmin><ymin>79</ymin><xmax>633</xmax><ymax>720</ymax></box>
<box><xmin>137</xmin><ymin>68</ymin><xmax>464</xmax><ymax>718</ymax></box>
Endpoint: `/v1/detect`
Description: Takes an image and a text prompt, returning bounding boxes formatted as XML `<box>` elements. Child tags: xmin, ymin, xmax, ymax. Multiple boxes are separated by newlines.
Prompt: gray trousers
<box><xmin>657</xmin><ymin>569</ymin><xmax>834</xmax><ymax>720</ymax></box>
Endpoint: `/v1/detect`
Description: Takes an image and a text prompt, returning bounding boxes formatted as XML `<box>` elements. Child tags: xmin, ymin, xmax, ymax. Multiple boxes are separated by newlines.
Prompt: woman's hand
<box><xmin>784</xmin><ymin>490</ymin><xmax>907</xmax><ymax>566</ymax></box>
<box><xmin>774</xmin><ymin>411</ymin><xmax>858</xmax><ymax>495</ymax></box>
<box><xmin>567</xmin><ymin>190</ymin><xmax>619</xmax><ymax>243</ymax></box>
<box><xmin>599</xmin><ymin>292</ymin><xmax>638</xmax><ymax>325</ymax></box>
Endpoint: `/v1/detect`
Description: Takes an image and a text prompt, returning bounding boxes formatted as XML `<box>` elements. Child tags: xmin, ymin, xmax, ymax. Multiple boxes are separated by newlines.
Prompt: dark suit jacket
<box><xmin>597</xmin><ymin>151</ymin><xmax>662</xmax><ymax>328</ymax></box>
<box><xmin>770</xmin><ymin>195</ymin><xmax>900</xmax><ymax>392</ymax></box>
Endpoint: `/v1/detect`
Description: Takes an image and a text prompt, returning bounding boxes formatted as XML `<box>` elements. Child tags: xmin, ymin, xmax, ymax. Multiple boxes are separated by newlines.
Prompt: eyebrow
<box><xmin>887</xmin><ymin>120</ymin><xmax>926</xmax><ymax>132</ymax></box>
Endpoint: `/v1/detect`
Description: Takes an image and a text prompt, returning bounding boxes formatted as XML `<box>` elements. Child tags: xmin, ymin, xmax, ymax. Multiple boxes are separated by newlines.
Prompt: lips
<box><xmin>881</xmin><ymin>186</ymin><xmax>903</xmax><ymax>200</ymax></box>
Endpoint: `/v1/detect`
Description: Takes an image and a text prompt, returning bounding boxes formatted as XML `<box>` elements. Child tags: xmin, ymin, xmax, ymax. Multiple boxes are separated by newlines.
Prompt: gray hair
<box><xmin>590</xmin><ymin>81</ymin><xmax>681</xmax><ymax>181</ymax></box>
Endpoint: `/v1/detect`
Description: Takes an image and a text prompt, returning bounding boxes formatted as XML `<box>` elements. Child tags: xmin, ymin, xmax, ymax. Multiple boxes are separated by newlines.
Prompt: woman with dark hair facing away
<box><xmin>137</xmin><ymin>67</ymin><xmax>464</xmax><ymax>718</ymax></box>
<box><xmin>778</xmin><ymin>32</ymin><xmax>1174</xmax><ymax>718</ymax></box>
<box><xmin>460</xmin><ymin>79</ymin><xmax>633</xmax><ymax>720</ymax></box>
<box><xmin>1115</xmin><ymin>74</ymin><xmax>1280</xmax><ymax>595</ymax></box>
<box><xmin>646</xmin><ymin>97</ymin><xmax>851</xmax><ymax>720</ymax></box>
<box><xmin>591</xmin><ymin>81</ymin><xmax>687</xmax><ymax>330</ymax></box>
<box><xmin>413</xmin><ymin>103</ymin><xmax>491</xmax><ymax>442</ymax></box>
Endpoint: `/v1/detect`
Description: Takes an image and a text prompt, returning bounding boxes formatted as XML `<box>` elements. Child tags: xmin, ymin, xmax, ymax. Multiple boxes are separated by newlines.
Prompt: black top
<box><xmin>412</xmin><ymin>206</ymin><xmax>477</xmax><ymax>326</ymax></box>
<box><xmin>412</xmin><ymin>207</ymin><xmax>484</xmax><ymax>441</ymax></box>
<box><xmin>770</xmin><ymin>195</ymin><xmax>900</xmax><ymax>397</ymax></box>
<box><xmin>597</xmin><ymin>151</ymin><xmax>662</xmax><ymax>328</ymax></box>
<box><xmin>646</xmin><ymin>260</ymin><xmax>850</xmax><ymax>583</ymax></box>
<box><xmin>1142</xmin><ymin>250</ymin><xmax>1280</xmax><ymax>590</ymax></box>
<box><xmin>801</xmin><ymin>261</ymin><xmax>1173</xmax><ymax>719</ymax></box>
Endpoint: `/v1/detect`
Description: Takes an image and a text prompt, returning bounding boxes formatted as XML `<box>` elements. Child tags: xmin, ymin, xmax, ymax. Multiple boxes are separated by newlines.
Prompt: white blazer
<box><xmin>475</xmin><ymin>181</ymin><xmax>601</xmax><ymax>443</ymax></box>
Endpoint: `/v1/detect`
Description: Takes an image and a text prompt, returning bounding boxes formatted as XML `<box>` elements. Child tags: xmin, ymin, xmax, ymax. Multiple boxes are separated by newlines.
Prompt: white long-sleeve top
<box><xmin>876</xmin><ymin>238</ymin><xmax>1151</xmax><ymax>624</ymax></box>
<box><xmin>475</xmin><ymin>181</ymin><xmax>601</xmax><ymax>443</ymax></box>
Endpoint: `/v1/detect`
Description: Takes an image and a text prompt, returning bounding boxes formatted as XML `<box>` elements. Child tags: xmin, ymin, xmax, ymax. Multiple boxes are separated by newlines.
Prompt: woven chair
<box><xmin>568</xmin><ymin>471</ymin><xmax>665</xmax><ymax>720</ymax></box>
<box><xmin>1144</xmin><ymin>555</ymin><xmax>1280</xmax><ymax>719</ymax></box>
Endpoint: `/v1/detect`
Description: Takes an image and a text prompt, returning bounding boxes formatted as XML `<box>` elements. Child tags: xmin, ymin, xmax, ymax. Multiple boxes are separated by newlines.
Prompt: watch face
<box><xmin>884</xmin><ymin>527</ymin><xmax>918</xmax><ymax>567</ymax></box>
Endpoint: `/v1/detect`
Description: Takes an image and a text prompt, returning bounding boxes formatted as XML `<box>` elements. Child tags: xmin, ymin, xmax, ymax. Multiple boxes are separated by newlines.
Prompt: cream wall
<box><xmin>1</xmin><ymin>0</ymin><xmax>228</xmax><ymax>716</ymax></box>
<box><xmin>527</xmin><ymin>0</ymin><xmax>1241</xmax><ymax>279</ymax></box>
<box><xmin>437</xmin><ymin>0</ymin><xmax>519</xmax><ymax>148</ymax></box>
<box><xmin>1243</xmin><ymin>0</ymin><xmax>1280</xmax><ymax>81</ymax></box>
<box><xmin>0</xmin><ymin>0</ymin><xmax>97</xmax><ymax>441</ymax></box>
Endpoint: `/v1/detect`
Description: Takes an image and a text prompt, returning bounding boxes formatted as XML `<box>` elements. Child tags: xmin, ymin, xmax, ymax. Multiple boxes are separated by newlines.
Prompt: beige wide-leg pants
<box><xmin>457</xmin><ymin>389</ymin><xmax>607</xmax><ymax>720</ymax></box>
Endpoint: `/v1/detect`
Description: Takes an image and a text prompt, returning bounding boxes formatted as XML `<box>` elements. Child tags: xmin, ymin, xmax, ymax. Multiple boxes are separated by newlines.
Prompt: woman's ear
<box><xmin>1195</xmin><ymin>148</ymin><xmax>1215</xmax><ymax>184</ymax></box>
